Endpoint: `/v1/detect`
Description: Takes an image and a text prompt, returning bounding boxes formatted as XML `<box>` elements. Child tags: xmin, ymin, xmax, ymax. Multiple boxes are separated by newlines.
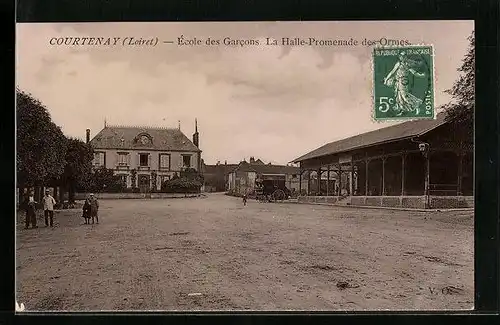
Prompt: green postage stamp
<box><xmin>372</xmin><ymin>46</ymin><xmax>435</xmax><ymax>120</ymax></box>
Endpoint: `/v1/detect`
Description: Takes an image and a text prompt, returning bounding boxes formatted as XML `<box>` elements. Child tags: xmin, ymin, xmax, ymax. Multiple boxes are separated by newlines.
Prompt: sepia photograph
<box><xmin>16</xmin><ymin>21</ymin><xmax>474</xmax><ymax>311</ymax></box>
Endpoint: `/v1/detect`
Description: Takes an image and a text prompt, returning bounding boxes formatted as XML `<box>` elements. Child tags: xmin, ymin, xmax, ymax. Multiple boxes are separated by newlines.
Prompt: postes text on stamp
<box><xmin>373</xmin><ymin>46</ymin><xmax>435</xmax><ymax>120</ymax></box>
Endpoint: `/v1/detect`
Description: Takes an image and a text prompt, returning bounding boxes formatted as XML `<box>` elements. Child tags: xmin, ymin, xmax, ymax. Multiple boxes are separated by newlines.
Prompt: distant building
<box><xmin>293</xmin><ymin>113</ymin><xmax>473</xmax><ymax>208</ymax></box>
<box><xmin>226</xmin><ymin>157</ymin><xmax>305</xmax><ymax>196</ymax></box>
<box><xmin>202</xmin><ymin>160</ymin><xmax>238</xmax><ymax>192</ymax></box>
<box><xmin>88</xmin><ymin>120</ymin><xmax>202</xmax><ymax>192</ymax></box>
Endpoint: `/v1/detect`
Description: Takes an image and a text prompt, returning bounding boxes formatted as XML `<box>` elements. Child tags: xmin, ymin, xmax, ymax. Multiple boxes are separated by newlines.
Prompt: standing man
<box><xmin>42</xmin><ymin>189</ymin><xmax>56</xmax><ymax>227</ymax></box>
<box><xmin>24</xmin><ymin>190</ymin><xmax>37</xmax><ymax>229</ymax></box>
<box><xmin>89</xmin><ymin>193</ymin><xmax>99</xmax><ymax>224</ymax></box>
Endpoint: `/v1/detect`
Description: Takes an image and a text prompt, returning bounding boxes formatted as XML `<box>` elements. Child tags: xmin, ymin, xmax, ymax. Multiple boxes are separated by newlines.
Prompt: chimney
<box><xmin>250</xmin><ymin>157</ymin><xmax>255</xmax><ymax>164</ymax></box>
<box><xmin>86</xmin><ymin>129</ymin><xmax>90</xmax><ymax>144</ymax></box>
<box><xmin>192</xmin><ymin>118</ymin><xmax>199</xmax><ymax>147</ymax></box>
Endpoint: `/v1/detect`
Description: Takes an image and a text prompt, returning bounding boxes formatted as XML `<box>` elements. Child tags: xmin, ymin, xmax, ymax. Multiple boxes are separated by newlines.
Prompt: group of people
<box><xmin>22</xmin><ymin>189</ymin><xmax>57</xmax><ymax>229</ymax></box>
<box><xmin>82</xmin><ymin>193</ymin><xmax>99</xmax><ymax>224</ymax></box>
<box><xmin>22</xmin><ymin>189</ymin><xmax>100</xmax><ymax>229</ymax></box>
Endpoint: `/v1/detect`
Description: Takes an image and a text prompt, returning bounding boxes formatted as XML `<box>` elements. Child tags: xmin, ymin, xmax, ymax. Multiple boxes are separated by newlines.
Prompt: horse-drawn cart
<box><xmin>255</xmin><ymin>179</ymin><xmax>290</xmax><ymax>203</ymax></box>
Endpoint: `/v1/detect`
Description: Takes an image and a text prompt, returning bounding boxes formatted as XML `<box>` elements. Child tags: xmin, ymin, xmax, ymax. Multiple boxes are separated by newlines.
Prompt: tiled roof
<box><xmin>203</xmin><ymin>163</ymin><xmax>239</xmax><ymax>174</ymax></box>
<box><xmin>234</xmin><ymin>161</ymin><xmax>299</xmax><ymax>175</ymax></box>
<box><xmin>293</xmin><ymin>112</ymin><xmax>448</xmax><ymax>162</ymax></box>
<box><xmin>90</xmin><ymin>126</ymin><xmax>201</xmax><ymax>152</ymax></box>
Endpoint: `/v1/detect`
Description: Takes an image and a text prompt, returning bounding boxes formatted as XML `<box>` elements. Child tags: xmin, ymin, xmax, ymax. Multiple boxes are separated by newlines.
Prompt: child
<box><xmin>242</xmin><ymin>194</ymin><xmax>247</xmax><ymax>206</ymax></box>
<box><xmin>24</xmin><ymin>191</ymin><xmax>37</xmax><ymax>229</ymax></box>
<box><xmin>82</xmin><ymin>198</ymin><xmax>91</xmax><ymax>224</ymax></box>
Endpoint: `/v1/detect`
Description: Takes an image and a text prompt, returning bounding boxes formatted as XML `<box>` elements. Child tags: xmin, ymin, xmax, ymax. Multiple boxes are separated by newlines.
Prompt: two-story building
<box><xmin>87</xmin><ymin>120</ymin><xmax>202</xmax><ymax>192</ymax></box>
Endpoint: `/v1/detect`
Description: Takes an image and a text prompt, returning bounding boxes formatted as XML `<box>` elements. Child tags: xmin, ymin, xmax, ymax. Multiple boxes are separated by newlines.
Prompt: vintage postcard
<box><xmin>16</xmin><ymin>21</ymin><xmax>474</xmax><ymax>311</ymax></box>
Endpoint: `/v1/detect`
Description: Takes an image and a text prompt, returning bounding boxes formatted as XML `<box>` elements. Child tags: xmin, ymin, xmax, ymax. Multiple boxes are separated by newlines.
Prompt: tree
<box><xmin>130</xmin><ymin>169</ymin><xmax>137</xmax><ymax>189</ymax></box>
<box><xmin>180</xmin><ymin>167</ymin><xmax>204</xmax><ymax>183</ymax></box>
<box><xmin>151</xmin><ymin>170</ymin><xmax>158</xmax><ymax>192</ymax></box>
<box><xmin>16</xmin><ymin>89</ymin><xmax>67</xmax><ymax>189</ymax></box>
<box><xmin>160</xmin><ymin>178</ymin><xmax>202</xmax><ymax>194</ymax></box>
<box><xmin>87</xmin><ymin>167</ymin><xmax>125</xmax><ymax>193</ymax></box>
<box><xmin>444</xmin><ymin>31</ymin><xmax>474</xmax><ymax>126</ymax></box>
<box><xmin>63</xmin><ymin>138</ymin><xmax>94</xmax><ymax>202</ymax></box>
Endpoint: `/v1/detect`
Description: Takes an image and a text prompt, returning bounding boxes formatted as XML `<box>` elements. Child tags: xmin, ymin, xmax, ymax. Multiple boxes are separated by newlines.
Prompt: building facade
<box><xmin>202</xmin><ymin>160</ymin><xmax>239</xmax><ymax>192</ymax></box>
<box><xmin>88</xmin><ymin>121</ymin><xmax>202</xmax><ymax>192</ymax></box>
<box><xmin>226</xmin><ymin>157</ymin><xmax>304</xmax><ymax>196</ymax></box>
<box><xmin>293</xmin><ymin>113</ymin><xmax>473</xmax><ymax>208</ymax></box>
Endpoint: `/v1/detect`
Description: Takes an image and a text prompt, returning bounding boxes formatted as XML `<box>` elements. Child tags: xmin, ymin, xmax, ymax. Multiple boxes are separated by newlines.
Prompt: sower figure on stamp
<box><xmin>383</xmin><ymin>51</ymin><xmax>426</xmax><ymax>115</ymax></box>
<box><xmin>42</xmin><ymin>189</ymin><xmax>56</xmax><ymax>227</ymax></box>
<box><xmin>23</xmin><ymin>190</ymin><xmax>37</xmax><ymax>229</ymax></box>
<box><xmin>89</xmin><ymin>193</ymin><xmax>99</xmax><ymax>224</ymax></box>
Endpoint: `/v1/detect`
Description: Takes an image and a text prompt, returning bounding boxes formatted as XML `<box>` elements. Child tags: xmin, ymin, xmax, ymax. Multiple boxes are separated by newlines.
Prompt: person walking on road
<box><xmin>42</xmin><ymin>189</ymin><xmax>56</xmax><ymax>227</ymax></box>
<box><xmin>89</xmin><ymin>193</ymin><xmax>99</xmax><ymax>224</ymax></box>
<box><xmin>23</xmin><ymin>191</ymin><xmax>37</xmax><ymax>229</ymax></box>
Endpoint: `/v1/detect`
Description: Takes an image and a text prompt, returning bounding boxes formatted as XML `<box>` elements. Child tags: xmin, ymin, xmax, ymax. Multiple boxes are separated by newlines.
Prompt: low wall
<box><xmin>297</xmin><ymin>195</ymin><xmax>474</xmax><ymax>209</ymax></box>
<box><xmin>74</xmin><ymin>192</ymin><xmax>201</xmax><ymax>200</ymax></box>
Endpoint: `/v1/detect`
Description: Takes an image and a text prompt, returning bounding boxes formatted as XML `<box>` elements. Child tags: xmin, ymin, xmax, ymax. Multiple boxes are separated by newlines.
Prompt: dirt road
<box><xmin>16</xmin><ymin>193</ymin><xmax>474</xmax><ymax>311</ymax></box>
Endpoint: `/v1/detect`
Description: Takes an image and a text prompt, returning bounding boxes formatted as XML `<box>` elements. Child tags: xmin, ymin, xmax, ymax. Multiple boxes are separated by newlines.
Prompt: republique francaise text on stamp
<box><xmin>372</xmin><ymin>45</ymin><xmax>435</xmax><ymax>121</ymax></box>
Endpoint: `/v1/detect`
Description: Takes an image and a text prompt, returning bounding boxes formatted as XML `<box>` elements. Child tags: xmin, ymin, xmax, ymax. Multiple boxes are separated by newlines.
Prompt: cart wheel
<box><xmin>271</xmin><ymin>189</ymin><xmax>286</xmax><ymax>202</ymax></box>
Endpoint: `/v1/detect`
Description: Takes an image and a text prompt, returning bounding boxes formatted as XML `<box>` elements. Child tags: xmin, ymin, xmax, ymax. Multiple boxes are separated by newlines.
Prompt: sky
<box><xmin>16</xmin><ymin>21</ymin><xmax>473</xmax><ymax>165</ymax></box>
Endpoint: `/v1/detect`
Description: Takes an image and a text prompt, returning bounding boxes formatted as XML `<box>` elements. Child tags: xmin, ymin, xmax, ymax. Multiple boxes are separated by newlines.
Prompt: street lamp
<box><xmin>418</xmin><ymin>142</ymin><xmax>430</xmax><ymax>158</ymax></box>
<box><xmin>413</xmin><ymin>139</ymin><xmax>430</xmax><ymax>208</ymax></box>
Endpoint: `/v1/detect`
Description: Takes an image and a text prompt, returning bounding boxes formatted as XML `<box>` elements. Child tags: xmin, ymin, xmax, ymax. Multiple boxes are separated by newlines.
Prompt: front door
<box><xmin>139</xmin><ymin>175</ymin><xmax>151</xmax><ymax>193</ymax></box>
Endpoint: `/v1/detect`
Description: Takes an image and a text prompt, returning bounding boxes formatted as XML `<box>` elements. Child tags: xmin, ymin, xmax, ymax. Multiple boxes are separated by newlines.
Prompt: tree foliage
<box><xmin>161</xmin><ymin>177</ymin><xmax>202</xmax><ymax>193</ymax></box>
<box><xmin>86</xmin><ymin>167</ymin><xmax>126</xmax><ymax>193</ymax></box>
<box><xmin>64</xmin><ymin>138</ymin><xmax>94</xmax><ymax>200</ymax></box>
<box><xmin>180</xmin><ymin>167</ymin><xmax>204</xmax><ymax>183</ymax></box>
<box><xmin>444</xmin><ymin>32</ymin><xmax>474</xmax><ymax>125</ymax></box>
<box><xmin>16</xmin><ymin>89</ymin><xmax>67</xmax><ymax>187</ymax></box>
<box><xmin>130</xmin><ymin>169</ymin><xmax>137</xmax><ymax>189</ymax></box>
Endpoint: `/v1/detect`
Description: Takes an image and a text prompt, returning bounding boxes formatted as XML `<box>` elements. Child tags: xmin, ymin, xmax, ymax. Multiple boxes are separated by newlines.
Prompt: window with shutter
<box><xmin>94</xmin><ymin>152</ymin><xmax>105</xmax><ymax>167</ymax></box>
<box><xmin>182</xmin><ymin>155</ymin><xmax>192</xmax><ymax>168</ymax></box>
<box><xmin>159</xmin><ymin>154</ymin><xmax>171</xmax><ymax>170</ymax></box>
<box><xmin>139</xmin><ymin>154</ymin><xmax>149</xmax><ymax>167</ymax></box>
<box><xmin>118</xmin><ymin>153</ymin><xmax>129</xmax><ymax>166</ymax></box>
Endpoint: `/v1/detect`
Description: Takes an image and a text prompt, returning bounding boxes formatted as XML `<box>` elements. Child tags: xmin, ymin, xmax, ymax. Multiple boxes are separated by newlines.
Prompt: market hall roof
<box><xmin>293</xmin><ymin>112</ymin><xmax>448</xmax><ymax>163</ymax></box>
<box><xmin>90</xmin><ymin>125</ymin><xmax>201</xmax><ymax>152</ymax></box>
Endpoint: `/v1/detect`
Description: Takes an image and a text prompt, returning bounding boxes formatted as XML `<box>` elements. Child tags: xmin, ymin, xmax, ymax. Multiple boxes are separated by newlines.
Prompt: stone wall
<box><xmin>429</xmin><ymin>196</ymin><xmax>474</xmax><ymax>208</ymax></box>
<box><xmin>297</xmin><ymin>195</ymin><xmax>474</xmax><ymax>209</ymax></box>
<box><xmin>74</xmin><ymin>192</ymin><xmax>200</xmax><ymax>200</ymax></box>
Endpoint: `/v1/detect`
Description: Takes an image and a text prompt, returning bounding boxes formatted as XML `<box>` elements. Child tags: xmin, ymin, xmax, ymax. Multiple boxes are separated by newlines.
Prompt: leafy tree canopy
<box><xmin>63</xmin><ymin>138</ymin><xmax>94</xmax><ymax>186</ymax></box>
<box><xmin>17</xmin><ymin>89</ymin><xmax>67</xmax><ymax>187</ymax></box>
<box><xmin>444</xmin><ymin>32</ymin><xmax>474</xmax><ymax>125</ymax></box>
<box><xmin>85</xmin><ymin>167</ymin><xmax>125</xmax><ymax>193</ymax></box>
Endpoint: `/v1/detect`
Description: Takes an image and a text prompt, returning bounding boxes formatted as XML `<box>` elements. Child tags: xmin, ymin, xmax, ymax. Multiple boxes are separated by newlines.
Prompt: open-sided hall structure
<box><xmin>293</xmin><ymin>113</ymin><xmax>473</xmax><ymax>209</ymax></box>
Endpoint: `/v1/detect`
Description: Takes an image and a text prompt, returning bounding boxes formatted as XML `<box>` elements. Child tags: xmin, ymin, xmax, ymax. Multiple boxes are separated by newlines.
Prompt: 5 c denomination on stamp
<box><xmin>373</xmin><ymin>45</ymin><xmax>435</xmax><ymax>121</ymax></box>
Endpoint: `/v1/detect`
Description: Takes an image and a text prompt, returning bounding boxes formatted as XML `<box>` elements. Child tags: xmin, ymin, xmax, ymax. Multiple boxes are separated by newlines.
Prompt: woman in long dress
<box><xmin>383</xmin><ymin>52</ymin><xmax>426</xmax><ymax>115</ymax></box>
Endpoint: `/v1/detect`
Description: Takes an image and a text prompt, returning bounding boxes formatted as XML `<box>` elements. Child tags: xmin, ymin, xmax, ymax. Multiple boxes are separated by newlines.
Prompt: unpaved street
<box><xmin>16</xmin><ymin>193</ymin><xmax>474</xmax><ymax>311</ymax></box>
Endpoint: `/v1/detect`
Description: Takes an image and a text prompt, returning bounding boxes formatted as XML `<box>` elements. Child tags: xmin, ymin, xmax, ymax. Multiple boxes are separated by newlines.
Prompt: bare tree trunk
<box><xmin>68</xmin><ymin>181</ymin><xmax>75</xmax><ymax>203</ymax></box>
